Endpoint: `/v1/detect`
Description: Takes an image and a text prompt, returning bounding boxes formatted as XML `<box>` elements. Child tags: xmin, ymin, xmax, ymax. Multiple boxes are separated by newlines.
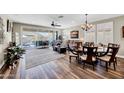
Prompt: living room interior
<box><xmin>0</xmin><ymin>14</ymin><xmax>124</xmax><ymax>79</ymax></box>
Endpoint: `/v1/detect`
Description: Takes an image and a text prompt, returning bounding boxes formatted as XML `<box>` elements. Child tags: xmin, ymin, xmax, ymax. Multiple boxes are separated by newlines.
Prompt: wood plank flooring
<box><xmin>1</xmin><ymin>49</ymin><xmax>124</xmax><ymax>79</ymax></box>
<box><xmin>26</xmin><ymin>54</ymin><xmax>124</xmax><ymax>79</ymax></box>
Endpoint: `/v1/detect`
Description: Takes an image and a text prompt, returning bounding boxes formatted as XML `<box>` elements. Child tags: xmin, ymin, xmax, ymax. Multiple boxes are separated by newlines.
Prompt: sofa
<box><xmin>52</xmin><ymin>40</ymin><xmax>66</xmax><ymax>54</ymax></box>
<box><xmin>36</xmin><ymin>41</ymin><xmax>49</xmax><ymax>48</ymax></box>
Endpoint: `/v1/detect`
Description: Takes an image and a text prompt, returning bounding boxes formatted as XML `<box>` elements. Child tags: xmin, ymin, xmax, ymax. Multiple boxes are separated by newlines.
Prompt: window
<box><xmin>84</xmin><ymin>27</ymin><xmax>96</xmax><ymax>42</ymax></box>
<box><xmin>97</xmin><ymin>22</ymin><xmax>113</xmax><ymax>45</ymax></box>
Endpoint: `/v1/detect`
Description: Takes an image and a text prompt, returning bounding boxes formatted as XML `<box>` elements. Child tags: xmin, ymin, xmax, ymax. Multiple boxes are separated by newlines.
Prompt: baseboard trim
<box><xmin>116</xmin><ymin>55</ymin><xmax>124</xmax><ymax>59</ymax></box>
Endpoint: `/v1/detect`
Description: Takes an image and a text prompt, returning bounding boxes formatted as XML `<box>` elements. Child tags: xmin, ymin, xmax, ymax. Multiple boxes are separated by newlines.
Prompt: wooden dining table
<box><xmin>74</xmin><ymin>46</ymin><xmax>107</xmax><ymax>63</ymax></box>
<box><xmin>97</xmin><ymin>46</ymin><xmax>107</xmax><ymax>56</ymax></box>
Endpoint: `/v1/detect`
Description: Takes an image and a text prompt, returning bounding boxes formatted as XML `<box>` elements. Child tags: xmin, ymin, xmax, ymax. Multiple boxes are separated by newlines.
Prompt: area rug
<box><xmin>25</xmin><ymin>48</ymin><xmax>65</xmax><ymax>69</ymax></box>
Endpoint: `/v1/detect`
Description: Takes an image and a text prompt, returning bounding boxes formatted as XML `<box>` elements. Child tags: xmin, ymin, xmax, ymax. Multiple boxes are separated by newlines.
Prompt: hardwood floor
<box><xmin>1</xmin><ymin>50</ymin><xmax>124</xmax><ymax>79</ymax></box>
<box><xmin>26</xmin><ymin>55</ymin><xmax>124</xmax><ymax>79</ymax></box>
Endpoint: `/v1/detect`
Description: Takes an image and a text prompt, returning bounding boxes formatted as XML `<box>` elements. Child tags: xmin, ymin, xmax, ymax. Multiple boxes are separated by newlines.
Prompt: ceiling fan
<box><xmin>51</xmin><ymin>21</ymin><xmax>61</xmax><ymax>27</ymax></box>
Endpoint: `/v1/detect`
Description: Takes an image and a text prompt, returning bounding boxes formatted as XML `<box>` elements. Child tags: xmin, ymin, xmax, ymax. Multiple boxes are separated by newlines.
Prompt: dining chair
<box><xmin>97</xmin><ymin>44</ymin><xmax>120</xmax><ymax>71</ymax></box>
<box><xmin>84</xmin><ymin>42</ymin><xmax>94</xmax><ymax>47</ymax></box>
<box><xmin>107</xmin><ymin>43</ymin><xmax>119</xmax><ymax>55</ymax></box>
<box><xmin>67</xmin><ymin>44</ymin><xmax>78</xmax><ymax>63</ymax></box>
<box><xmin>80</xmin><ymin>46</ymin><xmax>98</xmax><ymax>70</ymax></box>
<box><xmin>107</xmin><ymin>43</ymin><xmax>120</xmax><ymax>65</ymax></box>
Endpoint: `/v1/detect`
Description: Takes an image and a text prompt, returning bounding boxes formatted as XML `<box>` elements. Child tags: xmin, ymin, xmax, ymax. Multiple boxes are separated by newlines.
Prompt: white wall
<box><xmin>0</xmin><ymin>15</ymin><xmax>12</xmax><ymax>68</ymax></box>
<box><xmin>62</xmin><ymin>25</ymin><xmax>84</xmax><ymax>41</ymax></box>
<box><xmin>13</xmin><ymin>23</ymin><xmax>21</xmax><ymax>45</ymax></box>
<box><xmin>113</xmin><ymin>17</ymin><xmax>124</xmax><ymax>56</ymax></box>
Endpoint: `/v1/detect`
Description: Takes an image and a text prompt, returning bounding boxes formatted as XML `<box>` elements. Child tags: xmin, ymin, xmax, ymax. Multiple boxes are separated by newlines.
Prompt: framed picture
<box><xmin>70</xmin><ymin>31</ymin><xmax>79</xmax><ymax>39</ymax></box>
<box><xmin>122</xmin><ymin>26</ymin><xmax>124</xmax><ymax>38</ymax></box>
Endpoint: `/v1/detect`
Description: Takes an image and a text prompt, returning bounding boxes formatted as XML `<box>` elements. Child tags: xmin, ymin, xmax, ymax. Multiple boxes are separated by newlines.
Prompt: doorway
<box><xmin>21</xmin><ymin>31</ymin><xmax>54</xmax><ymax>49</ymax></box>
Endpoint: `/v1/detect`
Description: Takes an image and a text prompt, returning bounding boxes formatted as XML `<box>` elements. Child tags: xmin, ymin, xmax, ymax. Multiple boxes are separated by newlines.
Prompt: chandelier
<box><xmin>81</xmin><ymin>14</ymin><xmax>94</xmax><ymax>31</ymax></box>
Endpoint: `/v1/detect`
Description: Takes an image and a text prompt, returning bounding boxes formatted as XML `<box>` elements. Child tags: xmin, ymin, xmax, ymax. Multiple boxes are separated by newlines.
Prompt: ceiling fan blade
<box><xmin>54</xmin><ymin>24</ymin><xmax>61</xmax><ymax>27</ymax></box>
<box><xmin>51</xmin><ymin>21</ymin><xmax>61</xmax><ymax>27</ymax></box>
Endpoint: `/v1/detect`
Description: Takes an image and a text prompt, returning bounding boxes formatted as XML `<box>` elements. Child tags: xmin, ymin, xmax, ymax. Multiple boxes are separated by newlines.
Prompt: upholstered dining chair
<box><xmin>107</xmin><ymin>43</ymin><xmax>120</xmax><ymax>65</ymax></box>
<box><xmin>67</xmin><ymin>44</ymin><xmax>78</xmax><ymax>63</ymax></box>
<box><xmin>107</xmin><ymin>43</ymin><xmax>119</xmax><ymax>55</ymax></box>
<box><xmin>97</xmin><ymin>44</ymin><xmax>120</xmax><ymax>71</ymax></box>
<box><xmin>80</xmin><ymin>46</ymin><xmax>98</xmax><ymax>70</ymax></box>
<box><xmin>84</xmin><ymin>42</ymin><xmax>95</xmax><ymax>47</ymax></box>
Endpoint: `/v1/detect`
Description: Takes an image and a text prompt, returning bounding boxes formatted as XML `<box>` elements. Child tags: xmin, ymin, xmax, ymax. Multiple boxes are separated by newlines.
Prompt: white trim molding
<box><xmin>117</xmin><ymin>55</ymin><xmax>124</xmax><ymax>59</ymax></box>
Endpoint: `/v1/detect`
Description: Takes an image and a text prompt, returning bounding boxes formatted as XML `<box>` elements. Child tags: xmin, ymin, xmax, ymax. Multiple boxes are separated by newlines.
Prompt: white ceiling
<box><xmin>1</xmin><ymin>14</ymin><xmax>123</xmax><ymax>29</ymax></box>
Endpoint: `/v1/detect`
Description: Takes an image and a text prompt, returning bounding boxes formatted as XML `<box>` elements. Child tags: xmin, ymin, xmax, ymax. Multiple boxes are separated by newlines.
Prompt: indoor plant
<box><xmin>4</xmin><ymin>45</ymin><xmax>25</xmax><ymax>69</ymax></box>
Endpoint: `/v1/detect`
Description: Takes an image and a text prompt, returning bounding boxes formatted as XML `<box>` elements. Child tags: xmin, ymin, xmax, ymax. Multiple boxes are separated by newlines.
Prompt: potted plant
<box><xmin>4</xmin><ymin>45</ymin><xmax>25</xmax><ymax>69</ymax></box>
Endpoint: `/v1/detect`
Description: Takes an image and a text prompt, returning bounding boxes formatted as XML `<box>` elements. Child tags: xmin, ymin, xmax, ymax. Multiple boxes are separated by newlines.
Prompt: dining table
<box><xmin>74</xmin><ymin>45</ymin><xmax>107</xmax><ymax>63</ymax></box>
<box><xmin>97</xmin><ymin>46</ymin><xmax>107</xmax><ymax>56</ymax></box>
